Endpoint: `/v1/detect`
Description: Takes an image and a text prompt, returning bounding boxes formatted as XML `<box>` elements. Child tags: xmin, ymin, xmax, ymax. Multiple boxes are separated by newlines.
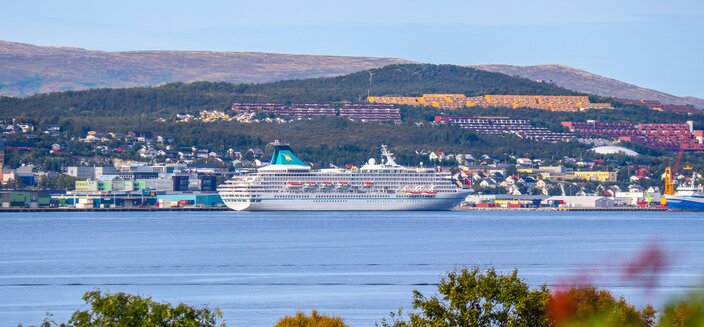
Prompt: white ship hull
<box><xmin>218</xmin><ymin>144</ymin><xmax>473</xmax><ymax>212</ymax></box>
<box><xmin>222</xmin><ymin>192</ymin><xmax>468</xmax><ymax>211</ymax></box>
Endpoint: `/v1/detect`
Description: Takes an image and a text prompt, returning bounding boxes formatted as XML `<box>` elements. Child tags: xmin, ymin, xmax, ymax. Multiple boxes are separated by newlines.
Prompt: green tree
<box><xmin>37</xmin><ymin>175</ymin><xmax>51</xmax><ymax>190</ymax></box>
<box><xmin>7</xmin><ymin>178</ymin><xmax>24</xmax><ymax>190</ymax></box>
<box><xmin>274</xmin><ymin>310</ymin><xmax>348</xmax><ymax>327</ymax></box>
<box><xmin>54</xmin><ymin>174</ymin><xmax>77</xmax><ymax>191</ymax></box>
<box><xmin>658</xmin><ymin>289</ymin><xmax>704</xmax><ymax>327</ymax></box>
<box><xmin>380</xmin><ymin>266</ymin><xmax>551</xmax><ymax>327</ymax></box>
<box><xmin>64</xmin><ymin>290</ymin><xmax>225</xmax><ymax>327</ymax></box>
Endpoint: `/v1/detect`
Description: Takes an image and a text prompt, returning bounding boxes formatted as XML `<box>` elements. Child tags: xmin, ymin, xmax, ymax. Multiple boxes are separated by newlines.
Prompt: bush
<box><xmin>274</xmin><ymin>310</ymin><xmax>348</xmax><ymax>327</ymax></box>
<box><xmin>658</xmin><ymin>290</ymin><xmax>704</xmax><ymax>327</ymax></box>
<box><xmin>548</xmin><ymin>285</ymin><xmax>655</xmax><ymax>327</ymax></box>
<box><xmin>379</xmin><ymin>266</ymin><xmax>551</xmax><ymax>326</ymax></box>
<box><xmin>65</xmin><ymin>290</ymin><xmax>224</xmax><ymax>327</ymax></box>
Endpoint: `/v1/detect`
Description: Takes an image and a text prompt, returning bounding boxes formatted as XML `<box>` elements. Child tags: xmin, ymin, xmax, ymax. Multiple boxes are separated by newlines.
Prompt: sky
<box><xmin>1</xmin><ymin>0</ymin><xmax>703</xmax><ymax>98</ymax></box>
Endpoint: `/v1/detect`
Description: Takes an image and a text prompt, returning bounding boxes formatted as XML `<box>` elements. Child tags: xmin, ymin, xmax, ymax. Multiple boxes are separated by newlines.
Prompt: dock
<box><xmin>456</xmin><ymin>206</ymin><xmax>668</xmax><ymax>212</ymax></box>
<box><xmin>0</xmin><ymin>207</ymin><xmax>230</xmax><ymax>213</ymax></box>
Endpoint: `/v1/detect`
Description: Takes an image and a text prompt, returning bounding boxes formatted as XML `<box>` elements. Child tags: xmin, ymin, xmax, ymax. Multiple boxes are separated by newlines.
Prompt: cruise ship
<box><xmin>218</xmin><ymin>143</ymin><xmax>472</xmax><ymax>211</ymax></box>
<box><xmin>665</xmin><ymin>172</ymin><xmax>704</xmax><ymax>210</ymax></box>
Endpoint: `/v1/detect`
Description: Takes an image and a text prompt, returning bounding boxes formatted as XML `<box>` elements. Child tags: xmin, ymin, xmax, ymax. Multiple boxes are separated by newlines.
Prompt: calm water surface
<box><xmin>1</xmin><ymin>211</ymin><xmax>703</xmax><ymax>326</ymax></box>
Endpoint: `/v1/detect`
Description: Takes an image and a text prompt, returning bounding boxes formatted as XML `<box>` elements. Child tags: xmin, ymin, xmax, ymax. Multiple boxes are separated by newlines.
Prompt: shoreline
<box><xmin>0</xmin><ymin>206</ymin><xmax>671</xmax><ymax>212</ymax></box>
<box><xmin>0</xmin><ymin>207</ymin><xmax>230</xmax><ymax>212</ymax></box>
<box><xmin>455</xmin><ymin>206</ymin><xmax>668</xmax><ymax>211</ymax></box>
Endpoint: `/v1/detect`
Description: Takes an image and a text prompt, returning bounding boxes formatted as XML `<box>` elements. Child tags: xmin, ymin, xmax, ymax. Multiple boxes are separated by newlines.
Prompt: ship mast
<box><xmin>380</xmin><ymin>145</ymin><xmax>398</xmax><ymax>166</ymax></box>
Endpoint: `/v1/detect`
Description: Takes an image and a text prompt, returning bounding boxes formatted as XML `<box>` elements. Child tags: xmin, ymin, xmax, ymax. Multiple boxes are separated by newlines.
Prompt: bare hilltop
<box><xmin>473</xmin><ymin>64</ymin><xmax>704</xmax><ymax>109</ymax></box>
<box><xmin>0</xmin><ymin>40</ymin><xmax>701</xmax><ymax>110</ymax></box>
<box><xmin>0</xmin><ymin>40</ymin><xmax>410</xmax><ymax>97</ymax></box>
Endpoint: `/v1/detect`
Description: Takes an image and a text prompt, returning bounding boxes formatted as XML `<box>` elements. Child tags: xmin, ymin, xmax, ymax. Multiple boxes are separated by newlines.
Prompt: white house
<box><xmin>479</xmin><ymin>178</ymin><xmax>497</xmax><ymax>188</ymax></box>
<box><xmin>516</xmin><ymin>158</ymin><xmax>533</xmax><ymax>166</ymax></box>
<box><xmin>429</xmin><ymin>151</ymin><xmax>444</xmax><ymax>162</ymax></box>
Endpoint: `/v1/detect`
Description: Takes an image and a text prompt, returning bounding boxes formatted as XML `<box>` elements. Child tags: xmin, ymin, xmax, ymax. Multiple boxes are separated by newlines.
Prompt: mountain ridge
<box><xmin>0</xmin><ymin>40</ymin><xmax>411</xmax><ymax>97</ymax></box>
<box><xmin>1</xmin><ymin>40</ymin><xmax>701</xmax><ymax>110</ymax></box>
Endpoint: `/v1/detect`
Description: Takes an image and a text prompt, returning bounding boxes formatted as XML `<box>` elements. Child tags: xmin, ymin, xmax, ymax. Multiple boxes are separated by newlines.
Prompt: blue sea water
<box><xmin>1</xmin><ymin>210</ymin><xmax>703</xmax><ymax>326</ymax></box>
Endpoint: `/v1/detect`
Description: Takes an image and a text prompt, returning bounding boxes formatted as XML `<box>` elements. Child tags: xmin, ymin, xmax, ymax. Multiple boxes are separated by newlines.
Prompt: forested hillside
<box><xmin>0</xmin><ymin>63</ymin><xmax>699</xmax><ymax>170</ymax></box>
<box><xmin>0</xmin><ymin>64</ymin><xmax>579</xmax><ymax>117</ymax></box>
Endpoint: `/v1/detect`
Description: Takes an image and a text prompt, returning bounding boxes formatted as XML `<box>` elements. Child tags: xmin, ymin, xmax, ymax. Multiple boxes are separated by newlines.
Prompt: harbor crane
<box><xmin>663</xmin><ymin>147</ymin><xmax>685</xmax><ymax>196</ymax></box>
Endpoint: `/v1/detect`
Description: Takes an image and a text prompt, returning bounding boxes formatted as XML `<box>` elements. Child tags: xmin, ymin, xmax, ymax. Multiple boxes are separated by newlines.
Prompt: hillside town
<box><xmin>0</xmin><ymin>146</ymin><xmax>685</xmax><ymax>210</ymax></box>
<box><xmin>0</xmin><ymin>113</ymin><xmax>697</xmax><ymax>210</ymax></box>
<box><xmin>0</xmin><ymin>89</ymin><xmax>701</xmax><ymax>210</ymax></box>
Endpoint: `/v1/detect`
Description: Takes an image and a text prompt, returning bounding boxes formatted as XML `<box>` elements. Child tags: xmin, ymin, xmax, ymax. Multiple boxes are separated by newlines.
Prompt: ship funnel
<box><xmin>270</xmin><ymin>144</ymin><xmax>308</xmax><ymax>166</ymax></box>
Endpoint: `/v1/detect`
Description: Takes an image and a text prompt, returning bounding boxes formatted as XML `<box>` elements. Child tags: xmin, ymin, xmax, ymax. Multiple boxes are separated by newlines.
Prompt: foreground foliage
<box><xmin>25</xmin><ymin>267</ymin><xmax>704</xmax><ymax>327</ymax></box>
<box><xmin>377</xmin><ymin>267</ymin><xmax>666</xmax><ymax>327</ymax></box>
<box><xmin>658</xmin><ymin>289</ymin><xmax>704</xmax><ymax>327</ymax></box>
<box><xmin>274</xmin><ymin>310</ymin><xmax>348</xmax><ymax>327</ymax></box>
<box><xmin>378</xmin><ymin>266</ymin><xmax>551</xmax><ymax>326</ymax></box>
<box><xmin>48</xmin><ymin>290</ymin><xmax>225</xmax><ymax>327</ymax></box>
<box><xmin>549</xmin><ymin>285</ymin><xmax>655</xmax><ymax>327</ymax></box>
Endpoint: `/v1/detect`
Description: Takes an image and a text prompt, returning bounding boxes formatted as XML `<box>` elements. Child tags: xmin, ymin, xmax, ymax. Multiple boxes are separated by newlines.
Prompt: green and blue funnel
<box><xmin>270</xmin><ymin>145</ymin><xmax>308</xmax><ymax>166</ymax></box>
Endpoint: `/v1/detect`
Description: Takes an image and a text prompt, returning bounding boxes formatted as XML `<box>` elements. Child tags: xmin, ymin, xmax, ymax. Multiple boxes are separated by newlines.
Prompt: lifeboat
<box><xmin>337</xmin><ymin>181</ymin><xmax>350</xmax><ymax>188</ymax></box>
<box><xmin>362</xmin><ymin>181</ymin><xmax>374</xmax><ymax>187</ymax></box>
<box><xmin>286</xmin><ymin>181</ymin><xmax>303</xmax><ymax>188</ymax></box>
<box><xmin>305</xmin><ymin>181</ymin><xmax>318</xmax><ymax>187</ymax></box>
<box><xmin>321</xmin><ymin>181</ymin><xmax>333</xmax><ymax>188</ymax></box>
<box><xmin>405</xmin><ymin>190</ymin><xmax>437</xmax><ymax>195</ymax></box>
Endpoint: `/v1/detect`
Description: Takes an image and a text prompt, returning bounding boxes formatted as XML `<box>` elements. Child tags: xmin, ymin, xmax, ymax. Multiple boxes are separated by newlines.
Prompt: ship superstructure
<box><xmin>218</xmin><ymin>143</ymin><xmax>471</xmax><ymax>211</ymax></box>
<box><xmin>665</xmin><ymin>172</ymin><xmax>704</xmax><ymax>210</ymax></box>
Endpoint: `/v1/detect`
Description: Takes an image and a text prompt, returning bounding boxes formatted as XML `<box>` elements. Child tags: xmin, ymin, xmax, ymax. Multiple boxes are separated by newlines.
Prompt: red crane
<box><xmin>673</xmin><ymin>147</ymin><xmax>685</xmax><ymax>173</ymax></box>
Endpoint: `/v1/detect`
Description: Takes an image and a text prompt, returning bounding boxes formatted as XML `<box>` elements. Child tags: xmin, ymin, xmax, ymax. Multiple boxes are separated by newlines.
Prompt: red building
<box><xmin>562</xmin><ymin>120</ymin><xmax>704</xmax><ymax>151</ymax></box>
<box><xmin>437</xmin><ymin>116</ymin><xmax>573</xmax><ymax>142</ymax></box>
<box><xmin>339</xmin><ymin>104</ymin><xmax>401</xmax><ymax>124</ymax></box>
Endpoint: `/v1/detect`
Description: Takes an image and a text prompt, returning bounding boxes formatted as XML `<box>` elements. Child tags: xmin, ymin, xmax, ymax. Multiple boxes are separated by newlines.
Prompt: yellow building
<box><xmin>573</xmin><ymin>171</ymin><xmax>618</xmax><ymax>182</ymax></box>
<box><xmin>369</xmin><ymin>94</ymin><xmax>611</xmax><ymax>112</ymax></box>
<box><xmin>368</xmin><ymin>96</ymin><xmax>419</xmax><ymax>106</ymax></box>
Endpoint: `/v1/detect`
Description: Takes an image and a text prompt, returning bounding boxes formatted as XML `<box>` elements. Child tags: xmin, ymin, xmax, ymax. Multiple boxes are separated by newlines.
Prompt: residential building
<box><xmin>436</xmin><ymin>116</ymin><xmax>573</xmax><ymax>142</ymax></box>
<box><xmin>67</xmin><ymin>166</ymin><xmax>118</xmax><ymax>179</ymax></box>
<box><xmin>289</xmin><ymin>103</ymin><xmax>336</xmax><ymax>117</ymax></box>
<box><xmin>370</xmin><ymin>94</ymin><xmax>611</xmax><ymax>111</ymax></box>
<box><xmin>564</xmin><ymin>120</ymin><xmax>704</xmax><ymax>151</ymax></box>
<box><xmin>339</xmin><ymin>104</ymin><xmax>401</xmax><ymax>123</ymax></box>
<box><xmin>232</xmin><ymin>103</ymin><xmax>289</xmax><ymax>115</ymax></box>
<box><xmin>572</xmin><ymin>171</ymin><xmax>618</xmax><ymax>182</ymax></box>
